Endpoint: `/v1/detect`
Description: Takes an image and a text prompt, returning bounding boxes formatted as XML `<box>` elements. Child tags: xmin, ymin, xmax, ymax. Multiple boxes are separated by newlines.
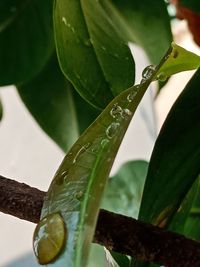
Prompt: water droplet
<box><xmin>123</xmin><ymin>109</ymin><xmax>132</xmax><ymax>118</ymax></box>
<box><xmin>157</xmin><ymin>72</ymin><xmax>167</xmax><ymax>82</ymax></box>
<box><xmin>106</xmin><ymin>123</ymin><xmax>120</xmax><ymax>139</ymax></box>
<box><xmin>33</xmin><ymin>213</ymin><xmax>66</xmax><ymax>264</ymax></box>
<box><xmin>75</xmin><ymin>191</ymin><xmax>84</xmax><ymax>200</ymax></box>
<box><xmin>55</xmin><ymin>171</ymin><xmax>69</xmax><ymax>185</ymax></box>
<box><xmin>73</xmin><ymin>144</ymin><xmax>90</xmax><ymax>163</ymax></box>
<box><xmin>127</xmin><ymin>86</ymin><xmax>139</xmax><ymax>102</ymax></box>
<box><xmin>110</xmin><ymin>103</ymin><xmax>123</xmax><ymax>118</ymax></box>
<box><xmin>62</xmin><ymin>17</ymin><xmax>67</xmax><ymax>25</ymax></box>
<box><xmin>101</xmin><ymin>46</ymin><xmax>106</xmax><ymax>51</ymax></box>
<box><xmin>101</xmin><ymin>138</ymin><xmax>109</xmax><ymax>147</ymax></box>
<box><xmin>142</xmin><ymin>65</ymin><xmax>155</xmax><ymax>80</ymax></box>
<box><xmin>114</xmin><ymin>53</ymin><xmax>119</xmax><ymax>58</ymax></box>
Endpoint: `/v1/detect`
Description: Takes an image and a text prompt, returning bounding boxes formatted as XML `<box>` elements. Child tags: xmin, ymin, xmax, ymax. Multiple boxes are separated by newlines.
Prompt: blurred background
<box><xmin>0</xmin><ymin>7</ymin><xmax>200</xmax><ymax>267</ymax></box>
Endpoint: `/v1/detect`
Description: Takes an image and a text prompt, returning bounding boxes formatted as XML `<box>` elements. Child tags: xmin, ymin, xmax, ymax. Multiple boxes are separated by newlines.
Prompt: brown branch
<box><xmin>0</xmin><ymin>175</ymin><xmax>200</xmax><ymax>267</ymax></box>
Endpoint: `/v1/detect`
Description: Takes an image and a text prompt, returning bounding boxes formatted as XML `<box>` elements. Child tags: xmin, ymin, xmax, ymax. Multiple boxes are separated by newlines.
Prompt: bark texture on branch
<box><xmin>0</xmin><ymin>174</ymin><xmax>200</xmax><ymax>267</ymax></box>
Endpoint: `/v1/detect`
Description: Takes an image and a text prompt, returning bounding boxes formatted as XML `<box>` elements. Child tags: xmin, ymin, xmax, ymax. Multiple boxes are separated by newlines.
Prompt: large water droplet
<box><xmin>33</xmin><ymin>213</ymin><xmax>66</xmax><ymax>265</ymax></box>
<box><xmin>142</xmin><ymin>65</ymin><xmax>155</xmax><ymax>80</ymax></box>
<box><xmin>106</xmin><ymin>123</ymin><xmax>120</xmax><ymax>139</ymax></box>
<box><xmin>110</xmin><ymin>103</ymin><xmax>123</xmax><ymax>118</ymax></box>
<box><xmin>123</xmin><ymin>109</ymin><xmax>132</xmax><ymax>118</ymax></box>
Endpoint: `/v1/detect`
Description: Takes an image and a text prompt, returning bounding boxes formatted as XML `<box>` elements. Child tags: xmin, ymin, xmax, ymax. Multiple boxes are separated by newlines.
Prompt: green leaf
<box><xmin>17</xmin><ymin>56</ymin><xmax>79</xmax><ymax>152</ymax></box>
<box><xmin>0</xmin><ymin>0</ymin><xmax>54</xmax><ymax>85</ymax></box>
<box><xmin>133</xmin><ymin>69</ymin><xmax>200</xmax><ymax>267</ymax></box>
<box><xmin>102</xmin><ymin>160</ymin><xmax>148</xmax><ymax>218</ymax></box>
<box><xmin>53</xmin><ymin>0</ymin><xmax>135</xmax><ymax>109</ymax></box>
<box><xmin>102</xmin><ymin>160</ymin><xmax>148</xmax><ymax>267</ymax></box>
<box><xmin>155</xmin><ymin>43</ymin><xmax>200</xmax><ymax>82</ymax></box>
<box><xmin>183</xmin><ymin>175</ymin><xmax>200</xmax><ymax>240</ymax></box>
<box><xmin>80</xmin><ymin>0</ymin><xmax>135</xmax><ymax>96</ymax></box>
<box><xmin>99</xmin><ymin>0</ymin><xmax>172</xmax><ymax>64</ymax></box>
<box><xmin>33</xmin><ymin>78</ymin><xmax>152</xmax><ymax>267</ymax></box>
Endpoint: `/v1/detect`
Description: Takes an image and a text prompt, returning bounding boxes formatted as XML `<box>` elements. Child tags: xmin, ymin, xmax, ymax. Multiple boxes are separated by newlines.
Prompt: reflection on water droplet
<box><xmin>106</xmin><ymin>123</ymin><xmax>120</xmax><ymax>139</ymax></box>
<box><xmin>157</xmin><ymin>72</ymin><xmax>167</xmax><ymax>82</ymax></box>
<box><xmin>101</xmin><ymin>138</ymin><xmax>109</xmax><ymax>147</ymax></box>
<box><xmin>142</xmin><ymin>65</ymin><xmax>155</xmax><ymax>80</ymax></box>
<box><xmin>33</xmin><ymin>213</ymin><xmax>66</xmax><ymax>265</ymax></box>
<box><xmin>75</xmin><ymin>191</ymin><xmax>84</xmax><ymax>200</ymax></box>
<box><xmin>73</xmin><ymin>144</ymin><xmax>91</xmax><ymax>163</ymax></box>
<box><xmin>127</xmin><ymin>86</ymin><xmax>139</xmax><ymax>102</ymax></box>
<box><xmin>62</xmin><ymin>17</ymin><xmax>67</xmax><ymax>25</ymax></box>
<box><xmin>110</xmin><ymin>103</ymin><xmax>123</xmax><ymax>118</ymax></box>
<box><xmin>123</xmin><ymin>109</ymin><xmax>132</xmax><ymax>118</ymax></box>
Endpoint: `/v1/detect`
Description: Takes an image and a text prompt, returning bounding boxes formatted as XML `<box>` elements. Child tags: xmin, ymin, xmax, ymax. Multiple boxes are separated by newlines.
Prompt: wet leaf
<box><xmin>0</xmin><ymin>0</ymin><xmax>54</xmax><ymax>85</ymax></box>
<box><xmin>53</xmin><ymin>0</ymin><xmax>135</xmax><ymax>109</ymax></box>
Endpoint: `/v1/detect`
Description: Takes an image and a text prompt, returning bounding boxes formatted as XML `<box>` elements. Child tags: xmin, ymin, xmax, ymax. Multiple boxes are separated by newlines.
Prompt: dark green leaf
<box><xmin>100</xmin><ymin>0</ymin><xmax>172</xmax><ymax>64</ymax></box>
<box><xmin>80</xmin><ymin>0</ymin><xmax>135</xmax><ymax>96</ymax></box>
<box><xmin>53</xmin><ymin>0</ymin><xmax>134</xmax><ymax>109</ymax></box>
<box><xmin>0</xmin><ymin>0</ymin><xmax>54</xmax><ymax>85</ymax></box>
<box><xmin>17</xmin><ymin>56</ymin><xmax>79</xmax><ymax>152</ymax></box>
<box><xmin>102</xmin><ymin>160</ymin><xmax>148</xmax><ymax>218</ymax></box>
<box><xmin>133</xmin><ymin>69</ymin><xmax>200</xmax><ymax>267</ymax></box>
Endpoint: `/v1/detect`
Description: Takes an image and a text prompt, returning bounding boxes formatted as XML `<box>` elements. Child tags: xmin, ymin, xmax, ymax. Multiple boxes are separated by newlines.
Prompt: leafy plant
<box><xmin>0</xmin><ymin>1</ymin><xmax>200</xmax><ymax>267</ymax></box>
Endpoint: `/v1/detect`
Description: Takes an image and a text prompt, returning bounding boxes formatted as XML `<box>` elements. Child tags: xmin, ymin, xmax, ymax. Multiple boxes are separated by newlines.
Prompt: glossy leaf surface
<box><xmin>100</xmin><ymin>0</ymin><xmax>172</xmax><ymax>64</ymax></box>
<box><xmin>133</xmin><ymin>69</ymin><xmax>200</xmax><ymax>267</ymax></box>
<box><xmin>155</xmin><ymin>43</ymin><xmax>200</xmax><ymax>81</ymax></box>
<box><xmin>33</xmin><ymin>78</ymin><xmax>152</xmax><ymax>267</ymax></box>
<box><xmin>54</xmin><ymin>0</ymin><xmax>135</xmax><ymax>109</ymax></box>
<box><xmin>80</xmin><ymin>0</ymin><xmax>135</xmax><ymax>96</ymax></box>
<box><xmin>18</xmin><ymin>56</ymin><xmax>79</xmax><ymax>152</ymax></box>
<box><xmin>0</xmin><ymin>0</ymin><xmax>54</xmax><ymax>85</ymax></box>
<box><xmin>102</xmin><ymin>160</ymin><xmax>148</xmax><ymax>218</ymax></box>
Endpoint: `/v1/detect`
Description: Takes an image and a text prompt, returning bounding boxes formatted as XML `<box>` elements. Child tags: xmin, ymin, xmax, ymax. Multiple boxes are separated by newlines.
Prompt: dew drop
<box><xmin>75</xmin><ymin>191</ymin><xmax>84</xmax><ymax>200</ymax></box>
<box><xmin>123</xmin><ymin>108</ymin><xmax>132</xmax><ymax>118</ymax></box>
<box><xmin>62</xmin><ymin>17</ymin><xmax>67</xmax><ymax>25</ymax></box>
<box><xmin>157</xmin><ymin>72</ymin><xmax>167</xmax><ymax>82</ymax></box>
<box><xmin>127</xmin><ymin>86</ymin><xmax>139</xmax><ymax>102</ymax></box>
<box><xmin>106</xmin><ymin>122</ymin><xmax>120</xmax><ymax>139</ymax></box>
<box><xmin>172</xmin><ymin>49</ymin><xmax>179</xmax><ymax>59</ymax></box>
<box><xmin>33</xmin><ymin>213</ymin><xmax>66</xmax><ymax>265</ymax></box>
<box><xmin>101</xmin><ymin>46</ymin><xmax>106</xmax><ymax>51</ymax></box>
<box><xmin>101</xmin><ymin>138</ymin><xmax>110</xmax><ymax>147</ymax></box>
<box><xmin>142</xmin><ymin>65</ymin><xmax>155</xmax><ymax>80</ymax></box>
<box><xmin>110</xmin><ymin>103</ymin><xmax>123</xmax><ymax>118</ymax></box>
